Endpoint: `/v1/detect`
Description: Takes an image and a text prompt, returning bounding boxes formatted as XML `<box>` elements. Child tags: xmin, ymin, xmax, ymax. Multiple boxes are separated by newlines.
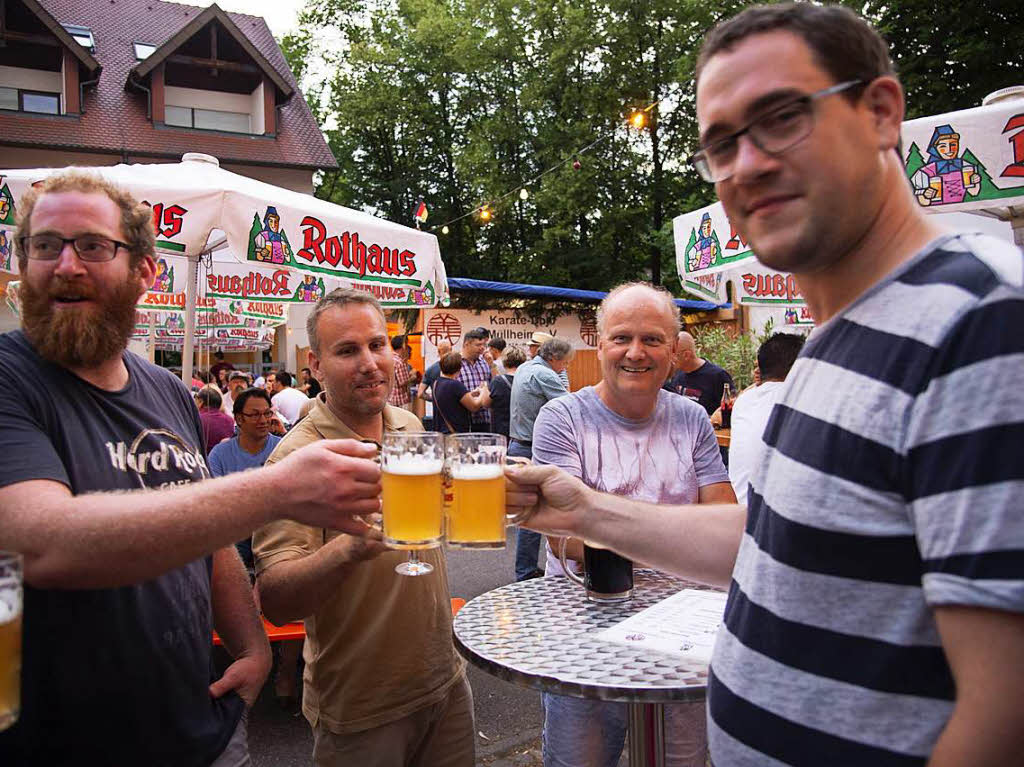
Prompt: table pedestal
<box><xmin>627</xmin><ymin>702</ymin><xmax>666</xmax><ymax>767</ymax></box>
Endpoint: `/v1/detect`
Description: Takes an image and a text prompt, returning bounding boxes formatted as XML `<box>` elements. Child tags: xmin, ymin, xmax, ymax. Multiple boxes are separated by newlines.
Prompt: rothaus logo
<box><xmin>297</xmin><ymin>216</ymin><xmax>417</xmax><ymax>277</ymax></box>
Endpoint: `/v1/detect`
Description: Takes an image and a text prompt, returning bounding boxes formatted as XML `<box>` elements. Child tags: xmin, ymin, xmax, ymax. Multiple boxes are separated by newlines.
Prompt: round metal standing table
<box><xmin>453</xmin><ymin>571</ymin><xmax>716</xmax><ymax>767</ymax></box>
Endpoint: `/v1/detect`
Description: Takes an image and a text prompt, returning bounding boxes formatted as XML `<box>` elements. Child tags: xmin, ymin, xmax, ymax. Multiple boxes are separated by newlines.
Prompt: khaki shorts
<box><xmin>313</xmin><ymin>675</ymin><xmax>475</xmax><ymax>767</ymax></box>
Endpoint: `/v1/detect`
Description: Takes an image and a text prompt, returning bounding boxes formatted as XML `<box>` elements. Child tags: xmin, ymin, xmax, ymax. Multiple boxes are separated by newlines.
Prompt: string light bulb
<box><xmin>572</xmin><ymin>158</ymin><xmax>581</xmax><ymax>170</ymax></box>
<box><xmin>441</xmin><ymin>225</ymin><xmax>449</xmax><ymax>235</ymax></box>
<box><xmin>479</xmin><ymin>205</ymin><xmax>493</xmax><ymax>222</ymax></box>
<box><xmin>519</xmin><ymin>188</ymin><xmax>529</xmax><ymax>200</ymax></box>
<box><xmin>629</xmin><ymin>111</ymin><xmax>648</xmax><ymax>130</ymax></box>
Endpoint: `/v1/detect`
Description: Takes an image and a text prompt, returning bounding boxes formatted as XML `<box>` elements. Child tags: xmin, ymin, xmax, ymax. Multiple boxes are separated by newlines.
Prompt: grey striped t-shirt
<box><xmin>708</xmin><ymin>233</ymin><xmax>1024</xmax><ymax>766</ymax></box>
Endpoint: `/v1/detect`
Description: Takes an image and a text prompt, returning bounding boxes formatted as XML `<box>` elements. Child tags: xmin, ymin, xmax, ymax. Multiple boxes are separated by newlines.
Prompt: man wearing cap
<box><xmin>223</xmin><ymin>370</ymin><xmax>249</xmax><ymax>413</ymax></box>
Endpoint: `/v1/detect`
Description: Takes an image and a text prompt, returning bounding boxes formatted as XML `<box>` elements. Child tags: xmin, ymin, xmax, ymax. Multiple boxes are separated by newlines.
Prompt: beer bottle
<box><xmin>720</xmin><ymin>383</ymin><xmax>733</xmax><ymax>429</ymax></box>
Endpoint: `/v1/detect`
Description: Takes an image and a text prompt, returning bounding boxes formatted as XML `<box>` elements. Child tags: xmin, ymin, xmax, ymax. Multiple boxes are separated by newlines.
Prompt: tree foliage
<box><xmin>283</xmin><ymin>0</ymin><xmax>1021</xmax><ymax>292</ymax></box>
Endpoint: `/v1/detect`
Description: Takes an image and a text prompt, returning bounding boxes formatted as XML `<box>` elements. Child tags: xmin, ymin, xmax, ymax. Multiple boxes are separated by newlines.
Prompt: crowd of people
<box><xmin>1</xmin><ymin>4</ymin><xmax>1022</xmax><ymax>767</ymax></box>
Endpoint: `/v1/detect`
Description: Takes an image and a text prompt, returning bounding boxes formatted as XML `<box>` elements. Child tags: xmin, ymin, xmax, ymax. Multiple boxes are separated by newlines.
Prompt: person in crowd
<box><xmin>0</xmin><ymin>170</ymin><xmax>382</xmax><ymax>765</ymax></box>
<box><xmin>528</xmin><ymin>331</ymin><xmax>570</xmax><ymax>390</ymax></box>
<box><xmin>208</xmin><ymin>387</ymin><xmax>283</xmax><ymax>569</ymax></box>
<box><xmin>416</xmin><ymin>339</ymin><xmax>452</xmax><ymax>403</ymax></box>
<box><xmin>432</xmin><ymin>352</ymin><xmax>491</xmax><ymax>434</ymax></box>
<box><xmin>533</xmin><ymin>283</ymin><xmax>734</xmax><ymax>767</ymax></box>
<box><xmin>210</xmin><ymin>349</ymin><xmax>234</xmax><ymax>388</ymax></box>
<box><xmin>488</xmin><ymin>345</ymin><xmax>526</xmax><ymax>439</ymax></box>
<box><xmin>509</xmin><ymin>337</ymin><xmax>573</xmax><ymax>581</ymax></box>
<box><xmin>253</xmin><ymin>289</ymin><xmax>473</xmax><ymax>767</ymax></box>
<box><xmin>486</xmin><ymin>336</ymin><xmax>507</xmax><ymax>375</ymax></box>
<box><xmin>728</xmin><ymin>332</ymin><xmax>804</xmax><ymax>504</ymax></box>
<box><xmin>663</xmin><ymin>331</ymin><xmax>735</xmax><ymax>415</ymax></box>
<box><xmin>387</xmin><ymin>334</ymin><xmax>419</xmax><ymax>411</ymax></box>
<box><xmin>223</xmin><ymin>369</ymin><xmax>250</xmax><ymax>414</ymax></box>
<box><xmin>207</xmin><ymin>386</ymin><xmax>297</xmax><ymax>708</ymax></box>
<box><xmin>216</xmin><ymin>366</ymin><xmax>230</xmax><ymax>393</ymax></box>
<box><xmin>196</xmin><ymin>385</ymin><xmax>236</xmax><ymax>452</ymax></box>
<box><xmin>507</xmin><ymin>5</ymin><xmax>1024</xmax><ymax>764</ymax></box>
<box><xmin>255</xmin><ymin>365</ymin><xmax>278</xmax><ymax>389</ymax></box>
<box><xmin>270</xmin><ymin>370</ymin><xmax>309</xmax><ymax>426</ymax></box>
<box><xmin>456</xmin><ymin>327</ymin><xmax>494</xmax><ymax>431</ymax></box>
<box><xmin>300</xmin><ymin>366</ymin><xmax>322</xmax><ymax>398</ymax></box>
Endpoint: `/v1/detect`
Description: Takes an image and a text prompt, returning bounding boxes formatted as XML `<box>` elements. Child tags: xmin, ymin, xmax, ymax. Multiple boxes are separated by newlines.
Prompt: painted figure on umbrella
<box><xmin>0</xmin><ymin>230</ymin><xmax>11</xmax><ymax>272</ymax></box>
<box><xmin>152</xmin><ymin>258</ymin><xmax>173</xmax><ymax>292</ymax></box>
<box><xmin>296</xmin><ymin>274</ymin><xmax>325</xmax><ymax>302</ymax></box>
<box><xmin>254</xmin><ymin>207</ymin><xmax>288</xmax><ymax>264</ymax></box>
<box><xmin>911</xmin><ymin>124</ymin><xmax>981</xmax><ymax>206</ymax></box>
<box><xmin>687</xmin><ymin>212</ymin><xmax>720</xmax><ymax>271</ymax></box>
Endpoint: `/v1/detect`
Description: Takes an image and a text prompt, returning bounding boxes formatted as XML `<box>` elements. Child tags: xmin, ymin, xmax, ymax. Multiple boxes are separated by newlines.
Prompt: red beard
<box><xmin>20</xmin><ymin>270</ymin><xmax>143</xmax><ymax>369</ymax></box>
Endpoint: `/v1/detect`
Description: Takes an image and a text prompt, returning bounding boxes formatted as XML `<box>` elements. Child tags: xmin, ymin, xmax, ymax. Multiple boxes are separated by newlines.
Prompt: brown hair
<box><xmin>696</xmin><ymin>4</ymin><xmax>896</xmax><ymax>92</ymax></box>
<box><xmin>14</xmin><ymin>170</ymin><xmax>156</xmax><ymax>269</ymax></box>
<box><xmin>439</xmin><ymin>352</ymin><xmax>463</xmax><ymax>376</ymax></box>
<box><xmin>306</xmin><ymin>287</ymin><xmax>386</xmax><ymax>355</ymax></box>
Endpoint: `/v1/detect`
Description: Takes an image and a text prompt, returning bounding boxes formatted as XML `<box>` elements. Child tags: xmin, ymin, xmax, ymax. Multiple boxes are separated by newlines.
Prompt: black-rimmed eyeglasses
<box><xmin>18</xmin><ymin>234</ymin><xmax>129</xmax><ymax>262</ymax></box>
<box><xmin>688</xmin><ymin>80</ymin><xmax>864</xmax><ymax>183</ymax></box>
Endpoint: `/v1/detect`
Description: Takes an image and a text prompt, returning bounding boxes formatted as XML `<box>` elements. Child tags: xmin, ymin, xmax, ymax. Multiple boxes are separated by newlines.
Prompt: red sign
<box><xmin>426</xmin><ymin>313</ymin><xmax>462</xmax><ymax>346</ymax></box>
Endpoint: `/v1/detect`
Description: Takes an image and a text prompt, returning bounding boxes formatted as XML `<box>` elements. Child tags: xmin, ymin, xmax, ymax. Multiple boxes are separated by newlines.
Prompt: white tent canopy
<box><xmin>0</xmin><ymin>154</ymin><xmax>449</xmax><ymax>382</ymax></box>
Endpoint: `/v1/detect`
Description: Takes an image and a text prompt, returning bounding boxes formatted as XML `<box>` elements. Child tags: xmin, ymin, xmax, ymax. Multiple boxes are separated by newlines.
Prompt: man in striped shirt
<box><xmin>506</xmin><ymin>4</ymin><xmax>1024</xmax><ymax>765</ymax></box>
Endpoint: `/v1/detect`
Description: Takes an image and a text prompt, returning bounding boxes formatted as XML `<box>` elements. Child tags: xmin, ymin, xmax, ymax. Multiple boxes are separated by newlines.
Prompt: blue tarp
<box><xmin>447</xmin><ymin>278</ymin><xmax>727</xmax><ymax>311</ymax></box>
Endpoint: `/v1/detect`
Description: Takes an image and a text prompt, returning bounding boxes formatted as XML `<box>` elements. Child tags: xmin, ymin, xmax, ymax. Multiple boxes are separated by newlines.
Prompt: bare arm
<box><xmin>507</xmin><ymin>464</ymin><xmax>744</xmax><ymax>589</ymax></box>
<box><xmin>460</xmin><ymin>390</ymin><xmax>486</xmax><ymax>412</ymax></box>
<box><xmin>0</xmin><ymin>439</ymin><xmax>382</xmax><ymax>590</ymax></box>
<box><xmin>208</xmin><ymin>547</ymin><xmax>272</xmax><ymax>707</ymax></box>
<box><xmin>927</xmin><ymin>606</ymin><xmax>1024</xmax><ymax>766</ymax></box>
<box><xmin>257</xmin><ymin>532</ymin><xmax>387</xmax><ymax>625</ymax></box>
<box><xmin>546</xmin><ymin>481</ymin><xmax>737</xmax><ymax>575</ymax></box>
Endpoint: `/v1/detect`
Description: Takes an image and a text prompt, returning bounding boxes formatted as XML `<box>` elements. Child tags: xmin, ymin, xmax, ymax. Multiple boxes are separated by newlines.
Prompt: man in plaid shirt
<box><xmin>456</xmin><ymin>328</ymin><xmax>493</xmax><ymax>430</ymax></box>
<box><xmin>388</xmin><ymin>335</ymin><xmax>418</xmax><ymax>410</ymax></box>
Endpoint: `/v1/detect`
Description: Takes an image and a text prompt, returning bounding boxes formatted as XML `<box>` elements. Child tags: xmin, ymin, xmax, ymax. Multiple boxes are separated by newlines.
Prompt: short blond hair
<box><xmin>15</xmin><ymin>170</ymin><xmax>156</xmax><ymax>269</ymax></box>
<box><xmin>597</xmin><ymin>282</ymin><xmax>681</xmax><ymax>335</ymax></box>
<box><xmin>306</xmin><ymin>288</ymin><xmax>386</xmax><ymax>355</ymax></box>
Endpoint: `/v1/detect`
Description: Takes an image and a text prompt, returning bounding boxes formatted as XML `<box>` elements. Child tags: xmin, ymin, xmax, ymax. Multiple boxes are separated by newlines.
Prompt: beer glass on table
<box><xmin>381</xmin><ymin>432</ymin><xmax>444</xmax><ymax>576</ymax></box>
<box><xmin>0</xmin><ymin>552</ymin><xmax>22</xmax><ymax>732</ymax></box>
<box><xmin>445</xmin><ymin>434</ymin><xmax>510</xmax><ymax>549</ymax></box>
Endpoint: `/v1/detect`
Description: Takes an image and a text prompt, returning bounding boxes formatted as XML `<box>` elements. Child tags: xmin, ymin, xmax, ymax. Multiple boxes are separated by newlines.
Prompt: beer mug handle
<box><xmin>558</xmin><ymin>536</ymin><xmax>585</xmax><ymax>588</ymax></box>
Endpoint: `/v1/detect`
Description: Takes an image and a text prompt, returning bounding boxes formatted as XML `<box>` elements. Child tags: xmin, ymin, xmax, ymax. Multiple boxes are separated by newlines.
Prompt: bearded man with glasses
<box><xmin>508</xmin><ymin>4</ymin><xmax>1024</xmax><ymax>765</ymax></box>
<box><xmin>0</xmin><ymin>171</ymin><xmax>383</xmax><ymax>766</ymax></box>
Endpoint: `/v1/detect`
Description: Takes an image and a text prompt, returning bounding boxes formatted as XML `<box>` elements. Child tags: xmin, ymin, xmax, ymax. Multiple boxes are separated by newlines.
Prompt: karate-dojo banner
<box><xmin>421</xmin><ymin>309</ymin><xmax>600</xmax><ymax>365</ymax></box>
<box><xmin>0</xmin><ymin>159</ymin><xmax>449</xmax><ymax>309</ymax></box>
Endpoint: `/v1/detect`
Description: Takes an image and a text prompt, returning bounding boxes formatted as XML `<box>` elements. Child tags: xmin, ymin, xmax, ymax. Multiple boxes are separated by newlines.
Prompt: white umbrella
<box><xmin>0</xmin><ymin>153</ymin><xmax>449</xmax><ymax>382</ymax></box>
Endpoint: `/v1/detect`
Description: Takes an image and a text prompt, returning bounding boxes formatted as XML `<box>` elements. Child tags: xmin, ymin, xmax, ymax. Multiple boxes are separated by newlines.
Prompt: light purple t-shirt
<box><xmin>532</xmin><ymin>386</ymin><xmax>729</xmax><ymax>575</ymax></box>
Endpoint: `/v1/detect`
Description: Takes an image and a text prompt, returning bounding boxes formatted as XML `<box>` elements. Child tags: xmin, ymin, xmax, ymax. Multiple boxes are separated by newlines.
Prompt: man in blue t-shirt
<box><xmin>0</xmin><ymin>172</ymin><xmax>382</xmax><ymax>766</ymax></box>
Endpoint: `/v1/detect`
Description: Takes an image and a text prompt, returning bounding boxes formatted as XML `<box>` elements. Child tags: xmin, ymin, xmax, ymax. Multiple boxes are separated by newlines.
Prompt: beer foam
<box><xmin>384</xmin><ymin>455</ymin><xmax>443</xmax><ymax>475</ymax></box>
<box><xmin>0</xmin><ymin>598</ymin><xmax>19</xmax><ymax>623</ymax></box>
<box><xmin>451</xmin><ymin>464</ymin><xmax>504</xmax><ymax>480</ymax></box>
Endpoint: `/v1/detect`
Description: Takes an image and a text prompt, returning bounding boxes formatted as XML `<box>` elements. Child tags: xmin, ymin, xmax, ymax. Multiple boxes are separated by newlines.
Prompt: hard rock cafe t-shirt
<box><xmin>0</xmin><ymin>330</ymin><xmax>242</xmax><ymax>767</ymax></box>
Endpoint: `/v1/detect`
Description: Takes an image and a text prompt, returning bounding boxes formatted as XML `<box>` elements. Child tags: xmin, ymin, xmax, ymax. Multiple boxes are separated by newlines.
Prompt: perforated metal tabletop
<box><xmin>453</xmin><ymin>571</ymin><xmax>715</xmax><ymax>704</ymax></box>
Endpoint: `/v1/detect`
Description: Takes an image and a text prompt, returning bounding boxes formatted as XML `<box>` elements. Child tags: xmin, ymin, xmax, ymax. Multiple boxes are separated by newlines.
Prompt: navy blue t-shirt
<box><xmin>432</xmin><ymin>376</ymin><xmax>472</xmax><ymax>433</ymax></box>
<box><xmin>0</xmin><ymin>331</ymin><xmax>243</xmax><ymax>767</ymax></box>
<box><xmin>663</xmin><ymin>360</ymin><xmax>735</xmax><ymax>415</ymax></box>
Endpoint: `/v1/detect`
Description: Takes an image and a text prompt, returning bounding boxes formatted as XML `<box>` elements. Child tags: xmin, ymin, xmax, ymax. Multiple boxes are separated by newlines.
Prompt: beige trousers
<box><xmin>312</xmin><ymin>675</ymin><xmax>475</xmax><ymax>767</ymax></box>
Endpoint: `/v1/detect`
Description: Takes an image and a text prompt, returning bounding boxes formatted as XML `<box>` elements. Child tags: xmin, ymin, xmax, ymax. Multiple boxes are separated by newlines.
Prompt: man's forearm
<box><xmin>211</xmin><ymin>547</ymin><xmax>270</xmax><ymax>662</ymax></box>
<box><xmin>257</xmin><ymin>542</ymin><xmax>362</xmax><ymax>625</ymax></box>
<box><xmin>5</xmin><ymin>465</ymin><xmax>289</xmax><ymax>589</ymax></box>
<box><xmin>581</xmin><ymin>492</ymin><xmax>745</xmax><ymax>589</ymax></box>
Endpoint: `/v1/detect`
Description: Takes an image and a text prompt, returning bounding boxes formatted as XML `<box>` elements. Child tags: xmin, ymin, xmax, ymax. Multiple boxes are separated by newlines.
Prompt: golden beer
<box><xmin>447</xmin><ymin>464</ymin><xmax>506</xmax><ymax>548</ymax></box>
<box><xmin>382</xmin><ymin>457</ymin><xmax>444</xmax><ymax>548</ymax></box>
<box><xmin>0</xmin><ymin>598</ymin><xmax>20</xmax><ymax>732</ymax></box>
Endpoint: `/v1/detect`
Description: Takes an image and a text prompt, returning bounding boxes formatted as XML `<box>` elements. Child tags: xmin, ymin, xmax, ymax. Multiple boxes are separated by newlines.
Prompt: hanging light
<box><xmin>479</xmin><ymin>205</ymin><xmax>493</xmax><ymax>222</ymax></box>
<box><xmin>441</xmin><ymin>225</ymin><xmax>450</xmax><ymax>235</ymax></box>
<box><xmin>519</xmin><ymin>188</ymin><xmax>529</xmax><ymax>200</ymax></box>
<box><xmin>629</xmin><ymin>110</ymin><xmax>648</xmax><ymax>130</ymax></box>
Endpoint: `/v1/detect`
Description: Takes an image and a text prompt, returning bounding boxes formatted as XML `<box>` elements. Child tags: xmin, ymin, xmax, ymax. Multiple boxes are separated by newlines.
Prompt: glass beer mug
<box><xmin>559</xmin><ymin>537</ymin><xmax>634</xmax><ymax>603</ymax></box>
<box><xmin>444</xmin><ymin>433</ymin><xmax>512</xmax><ymax>549</ymax></box>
